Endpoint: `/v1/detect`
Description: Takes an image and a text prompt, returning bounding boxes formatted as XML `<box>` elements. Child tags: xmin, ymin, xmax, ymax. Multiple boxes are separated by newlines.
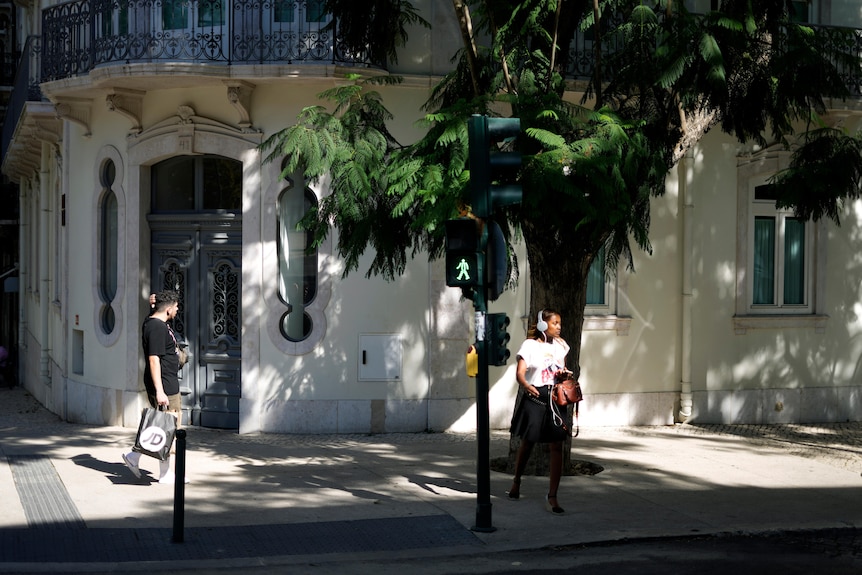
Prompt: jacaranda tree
<box><xmin>263</xmin><ymin>0</ymin><xmax>862</xmax><ymax>472</ymax></box>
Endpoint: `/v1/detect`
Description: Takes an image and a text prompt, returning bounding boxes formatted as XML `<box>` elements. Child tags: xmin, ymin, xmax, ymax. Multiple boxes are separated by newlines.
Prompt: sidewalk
<box><xmin>1</xmin><ymin>385</ymin><xmax>861</xmax><ymax>573</ymax></box>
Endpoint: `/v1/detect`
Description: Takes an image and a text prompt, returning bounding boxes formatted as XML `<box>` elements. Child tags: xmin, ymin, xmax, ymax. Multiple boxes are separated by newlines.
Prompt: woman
<box><xmin>506</xmin><ymin>308</ymin><xmax>571</xmax><ymax>515</ymax></box>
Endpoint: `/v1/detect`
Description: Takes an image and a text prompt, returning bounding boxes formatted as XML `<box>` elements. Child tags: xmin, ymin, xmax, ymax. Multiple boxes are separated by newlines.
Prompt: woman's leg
<box><xmin>546</xmin><ymin>441</ymin><xmax>564</xmax><ymax>513</ymax></box>
<box><xmin>508</xmin><ymin>439</ymin><xmax>534</xmax><ymax>498</ymax></box>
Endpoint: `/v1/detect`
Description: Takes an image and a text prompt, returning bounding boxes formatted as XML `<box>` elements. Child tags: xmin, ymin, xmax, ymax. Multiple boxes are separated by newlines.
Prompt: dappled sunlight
<box><xmin>3</xmin><ymin>412</ymin><xmax>862</xmax><ymax>539</ymax></box>
<box><xmin>713</xmin><ymin>261</ymin><xmax>736</xmax><ymax>300</ymax></box>
<box><xmin>733</xmin><ymin>346</ymin><xmax>792</xmax><ymax>384</ymax></box>
<box><xmin>581</xmin><ymin>291</ymin><xmax>659</xmax><ymax>394</ymax></box>
<box><xmin>447</xmin><ymin>403</ymin><xmax>478</xmax><ymax>432</ymax></box>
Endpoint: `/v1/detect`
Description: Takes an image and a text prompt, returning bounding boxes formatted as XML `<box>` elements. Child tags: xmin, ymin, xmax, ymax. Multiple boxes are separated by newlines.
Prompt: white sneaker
<box><xmin>158</xmin><ymin>471</ymin><xmax>190</xmax><ymax>485</ymax></box>
<box><xmin>122</xmin><ymin>453</ymin><xmax>141</xmax><ymax>479</ymax></box>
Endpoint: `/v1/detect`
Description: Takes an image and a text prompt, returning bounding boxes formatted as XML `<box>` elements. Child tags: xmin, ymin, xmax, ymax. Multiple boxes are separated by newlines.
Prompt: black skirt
<box><xmin>510</xmin><ymin>385</ymin><xmax>568</xmax><ymax>443</ymax></box>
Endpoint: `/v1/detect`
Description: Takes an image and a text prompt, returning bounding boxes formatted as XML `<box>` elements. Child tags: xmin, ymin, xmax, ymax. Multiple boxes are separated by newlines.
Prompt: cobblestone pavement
<box><xmin>620</xmin><ymin>421</ymin><xmax>862</xmax><ymax>475</ymax></box>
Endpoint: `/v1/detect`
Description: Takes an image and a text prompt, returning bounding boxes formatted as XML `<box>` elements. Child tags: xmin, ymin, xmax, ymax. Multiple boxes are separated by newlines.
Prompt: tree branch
<box><xmin>546</xmin><ymin>0</ymin><xmax>564</xmax><ymax>93</ymax></box>
<box><xmin>451</xmin><ymin>0</ymin><xmax>481</xmax><ymax>97</ymax></box>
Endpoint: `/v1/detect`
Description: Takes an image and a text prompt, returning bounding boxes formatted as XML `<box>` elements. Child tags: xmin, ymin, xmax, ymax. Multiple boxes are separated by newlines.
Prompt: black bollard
<box><xmin>172</xmin><ymin>428</ymin><xmax>187</xmax><ymax>543</ymax></box>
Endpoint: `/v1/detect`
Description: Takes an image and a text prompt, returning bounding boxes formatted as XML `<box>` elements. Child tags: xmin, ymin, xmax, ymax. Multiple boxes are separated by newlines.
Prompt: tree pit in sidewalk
<box><xmin>490</xmin><ymin>457</ymin><xmax>604</xmax><ymax>476</ymax></box>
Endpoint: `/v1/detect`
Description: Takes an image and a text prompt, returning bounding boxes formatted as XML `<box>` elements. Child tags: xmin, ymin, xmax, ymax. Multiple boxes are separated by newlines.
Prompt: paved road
<box><xmin>61</xmin><ymin>529</ymin><xmax>861</xmax><ymax>575</ymax></box>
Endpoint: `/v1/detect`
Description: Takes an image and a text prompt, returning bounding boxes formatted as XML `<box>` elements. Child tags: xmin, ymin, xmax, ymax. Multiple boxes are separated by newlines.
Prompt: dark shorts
<box><xmin>510</xmin><ymin>386</ymin><xmax>568</xmax><ymax>443</ymax></box>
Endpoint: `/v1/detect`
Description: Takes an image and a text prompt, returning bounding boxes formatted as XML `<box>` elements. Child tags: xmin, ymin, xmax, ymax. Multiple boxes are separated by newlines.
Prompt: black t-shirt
<box><xmin>141</xmin><ymin>317</ymin><xmax>180</xmax><ymax>396</ymax></box>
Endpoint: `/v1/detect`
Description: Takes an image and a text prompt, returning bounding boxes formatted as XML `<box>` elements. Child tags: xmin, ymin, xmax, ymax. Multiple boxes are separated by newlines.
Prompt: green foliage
<box><xmin>261</xmin><ymin>76</ymin><xmax>466</xmax><ymax>279</ymax></box>
<box><xmin>323</xmin><ymin>0</ymin><xmax>429</xmax><ymax>65</ymax></box>
<box><xmin>265</xmin><ymin>0</ymin><xmax>862</xmax><ymax>296</ymax></box>
<box><xmin>771</xmin><ymin>128</ymin><xmax>862</xmax><ymax>225</ymax></box>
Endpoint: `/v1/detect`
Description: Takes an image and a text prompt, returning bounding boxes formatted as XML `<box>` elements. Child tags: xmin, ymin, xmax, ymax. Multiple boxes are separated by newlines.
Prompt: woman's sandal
<box><xmin>545</xmin><ymin>493</ymin><xmax>565</xmax><ymax>515</ymax></box>
<box><xmin>506</xmin><ymin>478</ymin><xmax>521</xmax><ymax>500</ymax></box>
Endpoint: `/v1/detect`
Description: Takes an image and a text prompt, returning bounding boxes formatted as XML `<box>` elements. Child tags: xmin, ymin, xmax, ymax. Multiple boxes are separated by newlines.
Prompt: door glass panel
<box><xmin>162</xmin><ymin>0</ymin><xmax>189</xmax><ymax>30</ymax></box>
<box><xmin>199</xmin><ymin>0</ymin><xmax>227</xmax><ymax>26</ymax></box>
<box><xmin>274</xmin><ymin>0</ymin><xmax>295</xmax><ymax>23</ymax></box>
<box><xmin>202</xmin><ymin>157</ymin><xmax>242</xmax><ymax>210</ymax></box>
<box><xmin>153</xmin><ymin>157</ymin><xmax>195</xmax><ymax>211</ymax></box>
<box><xmin>153</xmin><ymin>155</ymin><xmax>241</xmax><ymax>212</ymax></box>
<box><xmin>306</xmin><ymin>0</ymin><xmax>326</xmax><ymax>22</ymax></box>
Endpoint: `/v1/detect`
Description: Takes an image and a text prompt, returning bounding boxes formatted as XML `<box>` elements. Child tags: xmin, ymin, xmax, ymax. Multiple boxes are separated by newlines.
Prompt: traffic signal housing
<box><xmin>487</xmin><ymin>313</ymin><xmax>511</xmax><ymax>366</ymax></box>
<box><xmin>445</xmin><ymin>218</ymin><xmax>483</xmax><ymax>289</ymax></box>
<box><xmin>468</xmin><ymin>115</ymin><xmax>523</xmax><ymax>219</ymax></box>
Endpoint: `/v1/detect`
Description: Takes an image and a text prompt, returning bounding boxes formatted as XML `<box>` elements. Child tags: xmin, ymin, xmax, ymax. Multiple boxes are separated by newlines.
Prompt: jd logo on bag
<box><xmin>133</xmin><ymin>407</ymin><xmax>177</xmax><ymax>461</ymax></box>
<box><xmin>140</xmin><ymin>426</ymin><xmax>168</xmax><ymax>451</ymax></box>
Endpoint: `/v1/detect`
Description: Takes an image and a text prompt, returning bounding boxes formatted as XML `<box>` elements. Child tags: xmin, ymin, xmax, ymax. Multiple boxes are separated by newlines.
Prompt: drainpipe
<box><xmin>679</xmin><ymin>150</ymin><xmax>694</xmax><ymax>421</ymax></box>
<box><xmin>18</xmin><ymin>181</ymin><xmax>27</xmax><ymax>388</ymax></box>
<box><xmin>39</xmin><ymin>143</ymin><xmax>51</xmax><ymax>389</ymax></box>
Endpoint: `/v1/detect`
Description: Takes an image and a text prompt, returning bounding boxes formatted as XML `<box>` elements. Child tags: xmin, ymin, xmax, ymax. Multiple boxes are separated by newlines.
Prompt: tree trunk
<box><xmin>503</xmin><ymin>217</ymin><xmax>593</xmax><ymax>476</ymax></box>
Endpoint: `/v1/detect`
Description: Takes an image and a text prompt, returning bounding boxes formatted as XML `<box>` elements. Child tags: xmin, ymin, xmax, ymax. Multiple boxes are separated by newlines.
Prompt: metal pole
<box><xmin>172</xmin><ymin>429</ymin><xmax>187</xmax><ymax>543</ymax></box>
<box><xmin>471</xmin><ymin>280</ymin><xmax>496</xmax><ymax>532</ymax></box>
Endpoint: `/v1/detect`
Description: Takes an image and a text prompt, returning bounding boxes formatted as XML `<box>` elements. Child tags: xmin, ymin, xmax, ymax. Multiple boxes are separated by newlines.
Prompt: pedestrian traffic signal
<box><xmin>445</xmin><ymin>218</ymin><xmax>483</xmax><ymax>289</ymax></box>
<box><xmin>486</xmin><ymin>220</ymin><xmax>507</xmax><ymax>302</ymax></box>
<box><xmin>468</xmin><ymin>115</ymin><xmax>523</xmax><ymax>219</ymax></box>
<box><xmin>487</xmin><ymin>313</ymin><xmax>511</xmax><ymax>366</ymax></box>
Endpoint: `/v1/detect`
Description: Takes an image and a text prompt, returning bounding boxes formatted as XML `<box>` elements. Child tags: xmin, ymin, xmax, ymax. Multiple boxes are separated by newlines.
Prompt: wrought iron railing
<box><xmin>41</xmin><ymin>0</ymin><xmax>376</xmax><ymax>82</ymax></box>
<box><xmin>563</xmin><ymin>17</ymin><xmax>862</xmax><ymax>96</ymax></box>
<box><xmin>1</xmin><ymin>36</ymin><xmax>42</xmax><ymax>164</ymax></box>
<box><xmin>31</xmin><ymin>3</ymin><xmax>862</xmax><ymax>98</ymax></box>
<box><xmin>813</xmin><ymin>23</ymin><xmax>862</xmax><ymax>96</ymax></box>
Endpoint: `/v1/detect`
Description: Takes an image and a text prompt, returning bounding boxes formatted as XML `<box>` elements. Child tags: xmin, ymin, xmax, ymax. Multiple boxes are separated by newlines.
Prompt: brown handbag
<box><xmin>552</xmin><ymin>378</ymin><xmax>583</xmax><ymax>406</ymax></box>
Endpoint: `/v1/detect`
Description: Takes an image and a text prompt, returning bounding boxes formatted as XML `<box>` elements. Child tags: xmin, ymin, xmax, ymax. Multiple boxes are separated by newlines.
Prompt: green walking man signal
<box><xmin>456</xmin><ymin>258</ymin><xmax>472</xmax><ymax>281</ymax></box>
<box><xmin>445</xmin><ymin>218</ymin><xmax>483</xmax><ymax>289</ymax></box>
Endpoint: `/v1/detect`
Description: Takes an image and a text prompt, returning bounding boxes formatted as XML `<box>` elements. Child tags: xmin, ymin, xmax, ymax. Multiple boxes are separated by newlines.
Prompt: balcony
<box><xmin>40</xmin><ymin>0</ymin><xmax>378</xmax><ymax>84</ymax></box>
<box><xmin>1</xmin><ymin>36</ymin><xmax>56</xmax><ymax>183</ymax></box>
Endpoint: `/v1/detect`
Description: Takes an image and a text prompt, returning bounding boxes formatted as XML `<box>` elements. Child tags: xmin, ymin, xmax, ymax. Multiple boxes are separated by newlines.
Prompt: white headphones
<box><xmin>536</xmin><ymin>309</ymin><xmax>548</xmax><ymax>333</ymax></box>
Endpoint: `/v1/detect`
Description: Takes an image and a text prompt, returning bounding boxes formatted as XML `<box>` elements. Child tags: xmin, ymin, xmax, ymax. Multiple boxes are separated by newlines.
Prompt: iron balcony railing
<box><xmin>31</xmin><ymin>3</ymin><xmax>862</xmax><ymax>98</ymax></box>
<box><xmin>563</xmin><ymin>18</ymin><xmax>862</xmax><ymax>97</ymax></box>
<box><xmin>41</xmin><ymin>0</ymin><xmax>376</xmax><ymax>82</ymax></box>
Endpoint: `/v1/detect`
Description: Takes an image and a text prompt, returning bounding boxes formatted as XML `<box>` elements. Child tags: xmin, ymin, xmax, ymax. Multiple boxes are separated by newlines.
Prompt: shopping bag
<box><xmin>133</xmin><ymin>407</ymin><xmax>177</xmax><ymax>461</ymax></box>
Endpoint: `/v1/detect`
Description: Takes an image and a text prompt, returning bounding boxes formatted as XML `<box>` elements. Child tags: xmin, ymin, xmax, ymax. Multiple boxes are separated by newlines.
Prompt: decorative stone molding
<box><xmin>732</xmin><ymin>314</ymin><xmax>829</xmax><ymax>335</ymax></box>
<box><xmin>128</xmin><ymin>105</ymin><xmax>262</xmax><ymax>158</ymax></box>
<box><xmin>224</xmin><ymin>80</ymin><xmax>255</xmax><ymax>130</ymax></box>
<box><xmin>105</xmin><ymin>89</ymin><xmax>144</xmax><ymax>134</ymax></box>
<box><xmin>54</xmin><ymin>99</ymin><xmax>92</xmax><ymax>137</ymax></box>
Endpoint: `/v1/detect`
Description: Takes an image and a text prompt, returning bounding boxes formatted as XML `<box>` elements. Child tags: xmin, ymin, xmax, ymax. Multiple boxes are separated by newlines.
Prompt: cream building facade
<box><xmin>4</xmin><ymin>0</ymin><xmax>862</xmax><ymax>435</ymax></box>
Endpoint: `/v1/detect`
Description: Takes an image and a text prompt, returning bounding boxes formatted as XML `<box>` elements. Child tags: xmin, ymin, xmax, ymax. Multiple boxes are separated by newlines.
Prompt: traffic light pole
<box><xmin>453</xmin><ymin>114</ymin><xmax>521</xmax><ymax>533</ymax></box>
<box><xmin>471</xmin><ymin>278</ymin><xmax>496</xmax><ymax>533</ymax></box>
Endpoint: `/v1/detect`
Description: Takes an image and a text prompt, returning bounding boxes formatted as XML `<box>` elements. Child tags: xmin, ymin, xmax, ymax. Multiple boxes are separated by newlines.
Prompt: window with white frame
<box><xmin>750</xmin><ymin>184</ymin><xmax>812</xmax><ymax>312</ymax></box>
<box><xmin>734</xmin><ymin>150</ymin><xmax>827</xmax><ymax>334</ymax></box>
<box><xmin>585</xmin><ymin>246</ymin><xmax>610</xmax><ymax>310</ymax></box>
<box><xmin>583</xmin><ymin>246</ymin><xmax>631</xmax><ymax>335</ymax></box>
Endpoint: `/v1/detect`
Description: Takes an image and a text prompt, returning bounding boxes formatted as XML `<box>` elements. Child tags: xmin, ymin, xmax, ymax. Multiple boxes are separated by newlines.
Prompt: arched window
<box><xmin>277</xmin><ymin>169</ymin><xmax>318</xmax><ymax>342</ymax></box>
<box><xmin>99</xmin><ymin>159</ymin><xmax>119</xmax><ymax>334</ymax></box>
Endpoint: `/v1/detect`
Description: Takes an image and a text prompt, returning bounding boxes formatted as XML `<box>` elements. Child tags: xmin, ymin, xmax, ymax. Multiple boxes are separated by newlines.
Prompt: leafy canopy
<box><xmin>265</xmin><ymin>0</ymin><xmax>862</xmax><ymax>293</ymax></box>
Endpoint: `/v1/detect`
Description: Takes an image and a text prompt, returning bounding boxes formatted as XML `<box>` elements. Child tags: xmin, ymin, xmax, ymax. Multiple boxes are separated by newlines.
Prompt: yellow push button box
<box><xmin>466</xmin><ymin>345</ymin><xmax>478</xmax><ymax>377</ymax></box>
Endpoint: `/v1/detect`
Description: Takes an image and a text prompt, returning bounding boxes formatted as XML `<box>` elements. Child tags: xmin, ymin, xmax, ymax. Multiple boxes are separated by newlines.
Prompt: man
<box><xmin>122</xmin><ymin>290</ymin><xmax>186</xmax><ymax>484</ymax></box>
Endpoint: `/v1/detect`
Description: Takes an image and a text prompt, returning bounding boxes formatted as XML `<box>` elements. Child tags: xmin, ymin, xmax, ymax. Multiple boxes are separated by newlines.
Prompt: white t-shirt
<box><xmin>516</xmin><ymin>337</ymin><xmax>570</xmax><ymax>388</ymax></box>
